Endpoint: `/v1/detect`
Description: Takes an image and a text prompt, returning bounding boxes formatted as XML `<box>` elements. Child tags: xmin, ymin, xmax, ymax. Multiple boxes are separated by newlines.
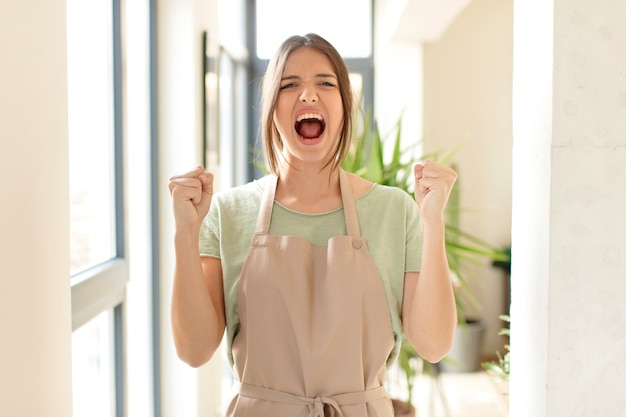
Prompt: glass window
<box><xmin>67</xmin><ymin>0</ymin><xmax>117</xmax><ymax>274</ymax></box>
<box><xmin>349</xmin><ymin>72</ymin><xmax>363</xmax><ymax>103</ymax></box>
<box><xmin>67</xmin><ymin>0</ymin><xmax>127</xmax><ymax>416</ymax></box>
<box><xmin>72</xmin><ymin>310</ymin><xmax>115</xmax><ymax>417</ymax></box>
<box><xmin>255</xmin><ymin>0</ymin><xmax>372</xmax><ymax>59</ymax></box>
<box><xmin>249</xmin><ymin>0</ymin><xmax>374</xmax><ymax>180</ymax></box>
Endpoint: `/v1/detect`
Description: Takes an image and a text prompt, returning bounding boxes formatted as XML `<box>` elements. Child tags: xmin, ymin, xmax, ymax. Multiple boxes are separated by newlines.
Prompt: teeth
<box><xmin>296</xmin><ymin>113</ymin><xmax>323</xmax><ymax>122</ymax></box>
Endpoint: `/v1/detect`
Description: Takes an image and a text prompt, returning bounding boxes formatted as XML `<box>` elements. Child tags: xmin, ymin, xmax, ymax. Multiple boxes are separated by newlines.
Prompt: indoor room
<box><xmin>2</xmin><ymin>1</ymin><xmax>625</xmax><ymax>417</ymax></box>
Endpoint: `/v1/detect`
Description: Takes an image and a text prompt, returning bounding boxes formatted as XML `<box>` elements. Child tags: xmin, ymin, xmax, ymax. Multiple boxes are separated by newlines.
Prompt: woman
<box><xmin>168</xmin><ymin>33</ymin><xmax>457</xmax><ymax>417</ymax></box>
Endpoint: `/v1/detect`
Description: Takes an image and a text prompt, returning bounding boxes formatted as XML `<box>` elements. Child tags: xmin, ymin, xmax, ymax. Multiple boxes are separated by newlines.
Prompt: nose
<box><xmin>299</xmin><ymin>84</ymin><xmax>318</xmax><ymax>103</ymax></box>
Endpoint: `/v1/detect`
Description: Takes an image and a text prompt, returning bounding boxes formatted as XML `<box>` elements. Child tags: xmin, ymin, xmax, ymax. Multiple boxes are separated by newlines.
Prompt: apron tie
<box><xmin>233</xmin><ymin>381</ymin><xmax>388</xmax><ymax>417</ymax></box>
<box><xmin>309</xmin><ymin>396</ymin><xmax>342</xmax><ymax>417</ymax></box>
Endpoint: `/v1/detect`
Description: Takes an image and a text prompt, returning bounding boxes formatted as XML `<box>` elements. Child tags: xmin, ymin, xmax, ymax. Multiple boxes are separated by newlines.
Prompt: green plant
<box><xmin>343</xmin><ymin>110</ymin><xmax>510</xmax><ymax>409</ymax></box>
<box><xmin>394</xmin><ymin>333</ymin><xmax>440</xmax><ymax>409</ymax></box>
<box><xmin>343</xmin><ymin>110</ymin><xmax>509</xmax><ymax>317</ymax></box>
<box><xmin>395</xmin><ymin>333</ymin><xmax>419</xmax><ymax>408</ymax></box>
<box><xmin>482</xmin><ymin>314</ymin><xmax>510</xmax><ymax>382</ymax></box>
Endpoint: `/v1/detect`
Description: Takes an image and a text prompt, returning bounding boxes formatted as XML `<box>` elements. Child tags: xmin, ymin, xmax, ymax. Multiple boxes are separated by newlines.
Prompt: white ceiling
<box><xmin>380</xmin><ymin>0</ymin><xmax>473</xmax><ymax>43</ymax></box>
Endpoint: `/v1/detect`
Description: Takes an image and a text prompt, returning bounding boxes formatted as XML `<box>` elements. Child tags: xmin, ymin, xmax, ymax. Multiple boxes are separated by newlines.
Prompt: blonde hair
<box><xmin>259</xmin><ymin>33</ymin><xmax>355</xmax><ymax>175</ymax></box>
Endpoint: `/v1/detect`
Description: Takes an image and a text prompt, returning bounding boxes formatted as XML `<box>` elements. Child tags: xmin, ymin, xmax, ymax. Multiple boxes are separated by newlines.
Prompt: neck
<box><xmin>275</xmin><ymin>164</ymin><xmax>342</xmax><ymax>213</ymax></box>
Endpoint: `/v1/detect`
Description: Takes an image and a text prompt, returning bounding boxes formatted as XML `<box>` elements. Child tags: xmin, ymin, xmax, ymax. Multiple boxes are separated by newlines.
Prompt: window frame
<box><xmin>245</xmin><ymin>0</ymin><xmax>375</xmax><ymax>181</ymax></box>
<box><xmin>69</xmin><ymin>0</ymin><xmax>127</xmax><ymax>415</ymax></box>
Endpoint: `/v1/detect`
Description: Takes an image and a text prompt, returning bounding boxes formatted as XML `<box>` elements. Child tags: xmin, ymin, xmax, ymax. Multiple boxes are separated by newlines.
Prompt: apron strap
<box><xmin>254</xmin><ymin>170</ymin><xmax>361</xmax><ymax>238</ymax></box>
<box><xmin>233</xmin><ymin>381</ymin><xmax>388</xmax><ymax>417</ymax></box>
<box><xmin>255</xmin><ymin>175</ymin><xmax>278</xmax><ymax>234</ymax></box>
<box><xmin>339</xmin><ymin>169</ymin><xmax>361</xmax><ymax>238</ymax></box>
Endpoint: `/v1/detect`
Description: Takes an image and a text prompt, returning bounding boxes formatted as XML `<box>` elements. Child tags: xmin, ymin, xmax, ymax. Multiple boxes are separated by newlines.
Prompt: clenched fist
<box><xmin>413</xmin><ymin>160</ymin><xmax>457</xmax><ymax>224</ymax></box>
<box><xmin>168</xmin><ymin>165</ymin><xmax>214</xmax><ymax>231</ymax></box>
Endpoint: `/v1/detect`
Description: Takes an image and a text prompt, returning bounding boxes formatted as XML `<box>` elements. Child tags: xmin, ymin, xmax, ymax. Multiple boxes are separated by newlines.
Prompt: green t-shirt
<box><xmin>199</xmin><ymin>179</ymin><xmax>423</xmax><ymax>367</ymax></box>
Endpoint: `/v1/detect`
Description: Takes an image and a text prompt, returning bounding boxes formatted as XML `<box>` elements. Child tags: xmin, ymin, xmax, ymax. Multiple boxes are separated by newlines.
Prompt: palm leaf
<box><xmin>343</xmin><ymin>110</ymin><xmax>511</xmax><ymax>406</ymax></box>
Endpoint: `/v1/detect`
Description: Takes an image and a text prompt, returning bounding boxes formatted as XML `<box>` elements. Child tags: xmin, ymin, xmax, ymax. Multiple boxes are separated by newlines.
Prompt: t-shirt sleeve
<box><xmin>403</xmin><ymin>192</ymin><xmax>423</xmax><ymax>272</ymax></box>
<box><xmin>198</xmin><ymin>200</ymin><xmax>221</xmax><ymax>258</ymax></box>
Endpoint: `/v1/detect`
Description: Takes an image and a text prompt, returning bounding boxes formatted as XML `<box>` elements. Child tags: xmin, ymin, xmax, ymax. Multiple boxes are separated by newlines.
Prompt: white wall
<box><xmin>422</xmin><ymin>0</ymin><xmax>514</xmax><ymax>357</ymax></box>
<box><xmin>156</xmin><ymin>0</ymin><xmax>226</xmax><ymax>416</ymax></box>
<box><xmin>125</xmin><ymin>0</ymin><xmax>157</xmax><ymax>415</ymax></box>
<box><xmin>0</xmin><ymin>1</ymin><xmax>73</xmax><ymax>416</ymax></box>
<box><xmin>7</xmin><ymin>2</ymin><xmax>624</xmax><ymax>416</ymax></box>
<box><xmin>511</xmin><ymin>0</ymin><xmax>626</xmax><ymax>416</ymax></box>
<box><xmin>374</xmin><ymin>0</ymin><xmax>424</xmax><ymax>160</ymax></box>
<box><xmin>509</xmin><ymin>1</ymin><xmax>553</xmax><ymax>413</ymax></box>
<box><xmin>156</xmin><ymin>0</ymin><xmax>205</xmax><ymax>414</ymax></box>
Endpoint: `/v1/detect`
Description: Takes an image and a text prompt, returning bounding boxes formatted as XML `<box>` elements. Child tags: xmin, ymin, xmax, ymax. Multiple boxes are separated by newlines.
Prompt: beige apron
<box><xmin>226</xmin><ymin>170</ymin><xmax>396</xmax><ymax>417</ymax></box>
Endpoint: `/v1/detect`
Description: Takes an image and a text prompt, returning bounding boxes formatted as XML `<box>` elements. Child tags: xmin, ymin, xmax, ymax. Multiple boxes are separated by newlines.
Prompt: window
<box><xmin>247</xmin><ymin>0</ymin><xmax>374</xmax><ymax>180</ymax></box>
<box><xmin>67</xmin><ymin>0</ymin><xmax>117</xmax><ymax>275</ymax></box>
<box><xmin>255</xmin><ymin>0</ymin><xmax>372</xmax><ymax>59</ymax></box>
<box><xmin>67</xmin><ymin>0</ymin><xmax>127</xmax><ymax>415</ymax></box>
<box><xmin>71</xmin><ymin>310</ymin><xmax>116</xmax><ymax>417</ymax></box>
<box><xmin>203</xmin><ymin>23</ymin><xmax>250</xmax><ymax>188</ymax></box>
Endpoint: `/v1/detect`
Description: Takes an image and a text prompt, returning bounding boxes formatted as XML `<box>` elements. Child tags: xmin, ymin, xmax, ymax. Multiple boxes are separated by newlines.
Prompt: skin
<box><xmin>168</xmin><ymin>47</ymin><xmax>457</xmax><ymax>367</ymax></box>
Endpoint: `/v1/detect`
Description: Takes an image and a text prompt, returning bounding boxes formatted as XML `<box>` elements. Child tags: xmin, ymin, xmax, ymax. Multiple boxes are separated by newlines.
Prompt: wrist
<box><xmin>421</xmin><ymin>219</ymin><xmax>446</xmax><ymax>248</ymax></box>
<box><xmin>174</xmin><ymin>229</ymin><xmax>201</xmax><ymax>251</ymax></box>
<box><xmin>421</xmin><ymin>217</ymin><xmax>445</xmax><ymax>230</ymax></box>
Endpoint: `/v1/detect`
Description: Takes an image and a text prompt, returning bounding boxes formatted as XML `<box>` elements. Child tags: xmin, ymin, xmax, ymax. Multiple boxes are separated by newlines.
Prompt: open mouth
<box><xmin>295</xmin><ymin>113</ymin><xmax>326</xmax><ymax>139</ymax></box>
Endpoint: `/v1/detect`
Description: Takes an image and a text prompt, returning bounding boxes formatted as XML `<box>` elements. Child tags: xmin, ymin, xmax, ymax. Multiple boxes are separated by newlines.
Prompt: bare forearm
<box><xmin>405</xmin><ymin>221</ymin><xmax>457</xmax><ymax>362</ymax></box>
<box><xmin>171</xmin><ymin>231</ymin><xmax>224</xmax><ymax>367</ymax></box>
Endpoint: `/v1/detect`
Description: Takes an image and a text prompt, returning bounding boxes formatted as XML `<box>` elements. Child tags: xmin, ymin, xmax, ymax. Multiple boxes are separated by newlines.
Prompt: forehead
<box><xmin>282</xmin><ymin>47</ymin><xmax>336</xmax><ymax>77</ymax></box>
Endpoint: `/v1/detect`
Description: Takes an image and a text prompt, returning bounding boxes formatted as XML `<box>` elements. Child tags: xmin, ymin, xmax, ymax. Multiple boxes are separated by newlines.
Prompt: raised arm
<box><xmin>168</xmin><ymin>166</ymin><xmax>226</xmax><ymax>367</ymax></box>
<box><xmin>402</xmin><ymin>160</ymin><xmax>457</xmax><ymax>363</ymax></box>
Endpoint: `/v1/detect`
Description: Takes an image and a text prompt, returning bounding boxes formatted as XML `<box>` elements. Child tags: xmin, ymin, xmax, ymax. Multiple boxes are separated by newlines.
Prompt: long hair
<box><xmin>259</xmin><ymin>33</ymin><xmax>355</xmax><ymax>176</ymax></box>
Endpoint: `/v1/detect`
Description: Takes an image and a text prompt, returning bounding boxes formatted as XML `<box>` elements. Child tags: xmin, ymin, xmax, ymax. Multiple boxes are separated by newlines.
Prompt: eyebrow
<box><xmin>280</xmin><ymin>73</ymin><xmax>338</xmax><ymax>81</ymax></box>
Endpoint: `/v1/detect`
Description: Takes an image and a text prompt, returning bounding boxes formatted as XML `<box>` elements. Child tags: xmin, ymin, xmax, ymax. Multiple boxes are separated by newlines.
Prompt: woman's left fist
<box><xmin>413</xmin><ymin>160</ymin><xmax>457</xmax><ymax>223</ymax></box>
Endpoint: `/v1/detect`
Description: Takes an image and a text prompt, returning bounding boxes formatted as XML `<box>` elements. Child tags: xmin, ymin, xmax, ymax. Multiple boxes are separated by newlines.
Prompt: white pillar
<box><xmin>157</xmin><ymin>0</ymin><xmax>224</xmax><ymax>415</ymax></box>
<box><xmin>511</xmin><ymin>1</ymin><xmax>626</xmax><ymax>416</ymax></box>
<box><xmin>0</xmin><ymin>1</ymin><xmax>73</xmax><ymax>416</ymax></box>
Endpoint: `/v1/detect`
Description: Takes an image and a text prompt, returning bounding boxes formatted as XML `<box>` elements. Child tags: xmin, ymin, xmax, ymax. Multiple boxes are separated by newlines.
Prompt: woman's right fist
<box><xmin>168</xmin><ymin>165</ymin><xmax>214</xmax><ymax>230</ymax></box>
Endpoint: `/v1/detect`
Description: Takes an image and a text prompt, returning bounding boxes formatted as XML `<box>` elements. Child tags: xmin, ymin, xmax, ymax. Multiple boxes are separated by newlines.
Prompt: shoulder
<box><xmin>357</xmin><ymin>182</ymin><xmax>419</xmax><ymax>222</ymax></box>
<box><xmin>361</xmin><ymin>182</ymin><xmax>415</xmax><ymax>205</ymax></box>
<box><xmin>212</xmin><ymin>178</ymin><xmax>265</xmax><ymax>208</ymax></box>
<box><xmin>345</xmin><ymin>171</ymin><xmax>375</xmax><ymax>199</ymax></box>
<box><xmin>343</xmin><ymin>171</ymin><xmax>413</xmax><ymax>203</ymax></box>
<box><xmin>204</xmin><ymin>179</ymin><xmax>267</xmax><ymax>233</ymax></box>
<box><xmin>207</xmin><ymin>179</ymin><xmax>265</xmax><ymax>225</ymax></box>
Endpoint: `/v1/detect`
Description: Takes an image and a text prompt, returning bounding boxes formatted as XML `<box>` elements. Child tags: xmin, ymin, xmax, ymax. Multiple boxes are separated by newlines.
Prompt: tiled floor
<box><xmin>411</xmin><ymin>371</ymin><xmax>508</xmax><ymax>417</ymax></box>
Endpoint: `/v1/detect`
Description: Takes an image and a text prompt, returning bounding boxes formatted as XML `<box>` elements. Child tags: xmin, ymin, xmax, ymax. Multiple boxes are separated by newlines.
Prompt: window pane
<box><xmin>67</xmin><ymin>0</ymin><xmax>116</xmax><ymax>274</ymax></box>
<box><xmin>72</xmin><ymin>310</ymin><xmax>115</xmax><ymax>417</ymax></box>
<box><xmin>349</xmin><ymin>72</ymin><xmax>363</xmax><ymax>104</ymax></box>
<box><xmin>255</xmin><ymin>0</ymin><xmax>372</xmax><ymax>59</ymax></box>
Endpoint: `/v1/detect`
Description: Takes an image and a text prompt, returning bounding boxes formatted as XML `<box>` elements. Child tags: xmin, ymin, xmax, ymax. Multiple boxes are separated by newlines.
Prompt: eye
<box><xmin>279</xmin><ymin>82</ymin><xmax>297</xmax><ymax>90</ymax></box>
<box><xmin>320</xmin><ymin>80</ymin><xmax>337</xmax><ymax>87</ymax></box>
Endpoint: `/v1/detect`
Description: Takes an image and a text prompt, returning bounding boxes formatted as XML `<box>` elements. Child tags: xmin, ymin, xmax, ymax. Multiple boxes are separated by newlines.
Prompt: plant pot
<box><xmin>391</xmin><ymin>398</ymin><xmax>416</xmax><ymax>417</ymax></box>
<box><xmin>439</xmin><ymin>319</ymin><xmax>486</xmax><ymax>373</ymax></box>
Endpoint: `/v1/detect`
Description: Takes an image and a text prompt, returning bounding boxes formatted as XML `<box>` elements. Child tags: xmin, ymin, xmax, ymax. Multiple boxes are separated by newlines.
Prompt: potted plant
<box><xmin>391</xmin><ymin>335</ymin><xmax>419</xmax><ymax>417</ymax></box>
<box><xmin>343</xmin><ymin>110</ymin><xmax>510</xmax><ymax>414</ymax></box>
<box><xmin>482</xmin><ymin>314</ymin><xmax>510</xmax><ymax>411</ymax></box>
<box><xmin>481</xmin><ymin>314</ymin><xmax>510</xmax><ymax>382</ymax></box>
